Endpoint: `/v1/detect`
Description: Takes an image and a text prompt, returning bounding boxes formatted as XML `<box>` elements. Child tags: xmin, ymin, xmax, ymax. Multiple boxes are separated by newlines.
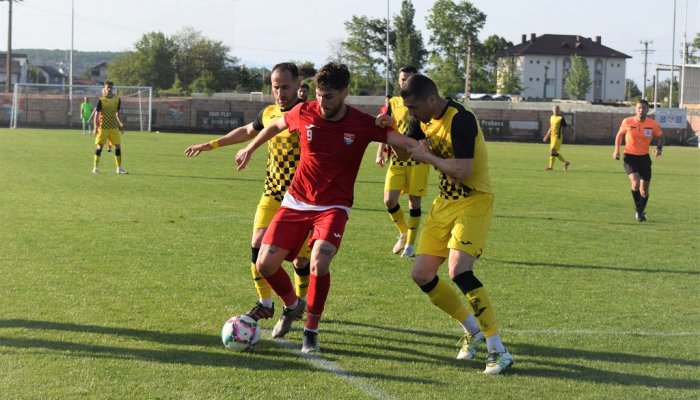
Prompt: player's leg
<box><xmin>301</xmin><ymin>208</ymin><xmax>348</xmax><ymax>353</ymax></box>
<box><xmin>546</xmin><ymin>146</ymin><xmax>557</xmax><ymax>170</ymax></box>
<box><xmin>402</xmin><ymin>163</ymin><xmax>430</xmax><ymax>257</ymax></box>
<box><xmin>384</xmin><ymin>165</ymin><xmax>408</xmax><ymax>253</ymax></box>
<box><xmin>93</xmin><ymin>131</ymin><xmax>106</xmax><ymax>173</ymax></box>
<box><xmin>246</xmin><ymin>196</ymin><xmax>279</xmax><ymax>320</ymax></box>
<box><xmin>624</xmin><ymin>156</ymin><xmax>645</xmax><ymax>221</ymax></box>
<box><xmin>448</xmin><ymin>192</ymin><xmax>511</xmax><ymax>374</ymax></box>
<box><xmin>260</xmin><ymin>208</ymin><xmax>312</xmax><ymax>338</ymax></box>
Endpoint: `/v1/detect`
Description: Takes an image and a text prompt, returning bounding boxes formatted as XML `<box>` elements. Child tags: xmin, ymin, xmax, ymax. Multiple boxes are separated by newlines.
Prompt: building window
<box><xmin>536</xmin><ymin>60</ymin><xmax>540</xmax><ymax>64</ymax></box>
<box><xmin>530</xmin><ymin>60</ymin><xmax>533</xmax><ymax>64</ymax></box>
<box><xmin>536</xmin><ymin>78</ymin><xmax>540</xmax><ymax>81</ymax></box>
<box><xmin>529</xmin><ymin>77</ymin><xmax>533</xmax><ymax>81</ymax></box>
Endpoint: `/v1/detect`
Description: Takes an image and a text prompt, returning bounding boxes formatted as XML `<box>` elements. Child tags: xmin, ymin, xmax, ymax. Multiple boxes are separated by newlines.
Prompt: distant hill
<box><xmin>15</xmin><ymin>49</ymin><xmax>127</xmax><ymax>78</ymax></box>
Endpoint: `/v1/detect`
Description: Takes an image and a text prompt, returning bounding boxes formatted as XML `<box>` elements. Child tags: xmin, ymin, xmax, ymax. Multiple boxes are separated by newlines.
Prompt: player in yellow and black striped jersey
<box><xmin>375</xmin><ymin>66</ymin><xmax>430</xmax><ymax>258</ymax></box>
<box><xmin>184</xmin><ymin>62</ymin><xmax>310</xmax><ymax>321</ymax></box>
<box><xmin>92</xmin><ymin>81</ymin><xmax>127</xmax><ymax>174</ymax></box>
<box><xmin>398</xmin><ymin>74</ymin><xmax>513</xmax><ymax>375</ymax></box>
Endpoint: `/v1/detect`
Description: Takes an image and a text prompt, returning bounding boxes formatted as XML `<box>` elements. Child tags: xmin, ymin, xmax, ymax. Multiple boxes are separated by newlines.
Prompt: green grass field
<box><xmin>1</xmin><ymin>128</ymin><xmax>698</xmax><ymax>399</ymax></box>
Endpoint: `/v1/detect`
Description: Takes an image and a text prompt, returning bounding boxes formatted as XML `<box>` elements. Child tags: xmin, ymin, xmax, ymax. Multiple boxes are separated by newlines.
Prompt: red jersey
<box><xmin>283</xmin><ymin>101</ymin><xmax>389</xmax><ymax>207</ymax></box>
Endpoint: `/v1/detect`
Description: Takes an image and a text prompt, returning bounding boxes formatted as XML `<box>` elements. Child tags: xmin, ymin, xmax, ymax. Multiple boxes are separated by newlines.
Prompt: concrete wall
<box><xmin>2</xmin><ymin>93</ymin><xmax>696</xmax><ymax>146</ymax></box>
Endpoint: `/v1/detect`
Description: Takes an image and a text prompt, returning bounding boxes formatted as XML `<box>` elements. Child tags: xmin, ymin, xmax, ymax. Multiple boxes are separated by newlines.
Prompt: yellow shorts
<box><xmin>253</xmin><ymin>194</ymin><xmax>310</xmax><ymax>259</ymax></box>
<box><xmin>549</xmin><ymin>138</ymin><xmax>562</xmax><ymax>151</ymax></box>
<box><xmin>383</xmin><ymin>162</ymin><xmax>430</xmax><ymax>197</ymax></box>
<box><xmin>96</xmin><ymin>128</ymin><xmax>121</xmax><ymax>146</ymax></box>
<box><xmin>416</xmin><ymin>191</ymin><xmax>493</xmax><ymax>259</ymax></box>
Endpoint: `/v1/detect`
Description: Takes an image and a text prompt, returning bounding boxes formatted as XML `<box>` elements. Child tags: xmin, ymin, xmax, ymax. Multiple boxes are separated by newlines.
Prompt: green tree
<box><xmin>171</xmin><ymin>27</ymin><xmax>237</xmax><ymax>93</ymax></box>
<box><xmin>497</xmin><ymin>56</ymin><xmax>522</xmax><ymax>95</ymax></box>
<box><xmin>425</xmin><ymin>0</ymin><xmax>486</xmax><ymax>97</ymax></box>
<box><xmin>473</xmin><ymin>35</ymin><xmax>512</xmax><ymax>93</ymax></box>
<box><xmin>393</xmin><ymin>0</ymin><xmax>427</xmax><ymax>77</ymax></box>
<box><xmin>131</xmin><ymin>32</ymin><xmax>176</xmax><ymax>90</ymax></box>
<box><xmin>625</xmin><ymin>78</ymin><xmax>642</xmax><ymax>101</ymax></box>
<box><xmin>342</xmin><ymin>15</ymin><xmax>391</xmax><ymax>95</ymax></box>
<box><xmin>564</xmin><ymin>55</ymin><xmax>591</xmax><ymax>100</ymax></box>
<box><xmin>107</xmin><ymin>52</ymin><xmax>140</xmax><ymax>86</ymax></box>
<box><xmin>688</xmin><ymin>32</ymin><xmax>700</xmax><ymax>63</ymax></box>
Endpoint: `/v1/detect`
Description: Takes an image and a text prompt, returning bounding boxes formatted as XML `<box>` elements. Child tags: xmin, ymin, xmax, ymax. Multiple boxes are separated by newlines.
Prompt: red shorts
<box><xmin>263</xmin><ymin>207</ymin><xmax>349</xmax><ymax>261</ymax></box>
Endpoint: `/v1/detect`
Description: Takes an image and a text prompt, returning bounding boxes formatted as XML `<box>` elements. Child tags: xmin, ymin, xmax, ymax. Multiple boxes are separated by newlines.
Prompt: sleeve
<box><xmin>449</xmin><ymin>111</ymin><xmax>478</xmax><ymax>159</ymax></box>
<box><xmin>251</xmin><ymin>108</ymin><xmax>266</xmax><ymax>131</ymax></box>
<box><xmin>116</xmin><ymin>98</ymin><xmax>121</xmax><ymax>111</ymax></box>
<box><xmin>405</xmin><ymin>118</ymin><xmax>426</xmax><ymax>140</ymax></box>
<box><xmin>95</xmin><ymin>99</ymin><xmax>103</xmax><ymax>112</ymax></box>
<box><xmin>653</xmin><ymin>121</ymin><xmax>663</xmax><ymax>137</ymax></box>
<box><xmin>561</xmin><ymin>117</ymin><xmax>568</xmax><ymax>128</ymax></box>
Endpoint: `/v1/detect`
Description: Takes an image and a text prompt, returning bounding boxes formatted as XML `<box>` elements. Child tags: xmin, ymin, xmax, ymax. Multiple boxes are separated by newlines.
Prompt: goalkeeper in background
<box><xmin>80</xmin><ymin>97</ymin><xmax>95</xmax><ymax>135</ymax></box>
<box><xmin>92</xmin><ymin>81</ymin><xmax>127</xmax><ymax>174</ymax></box>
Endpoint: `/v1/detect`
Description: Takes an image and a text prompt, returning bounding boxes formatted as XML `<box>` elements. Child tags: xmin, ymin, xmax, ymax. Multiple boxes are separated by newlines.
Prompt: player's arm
<box><xmin>92</xmin><ymin>100</ymin><xmax>102</xmax><ymax>135</ymax></box>
<box><xmin>386</xmin><ymin>130</ymin><xmax>418</xmax><ymax>161</ymax></box>
<box><xmin>653</xmin><ymin>127</ymin><xmax>665</xmax><ymax>158</ymax></box>
<box><xmin>235</xmin><ymin>116</ymin><xmax>287</xmax><ymax>171</ymax></box>
<box><xmin>409</xmin><ymin>112</ymin><xmax>475</xmax><ymax>180</ymax></box>
<box><xmin>543</xmin><ymin>128</ymin><xmax>551</xmax><ymax>142</ymax></box>
<box><xmin>184</xmin><ymin>123</ymin><xmax>258</xmax><ymax>157</ymax></box>
<box><xmin>613</xmin><ymin>122</ymin><xmax>627</xmax><ymax>160</ymax></box>
<box><xmin>376</xmin><ymin>143</ymin><xmax>387</xmax><ymax>167</ymax></box>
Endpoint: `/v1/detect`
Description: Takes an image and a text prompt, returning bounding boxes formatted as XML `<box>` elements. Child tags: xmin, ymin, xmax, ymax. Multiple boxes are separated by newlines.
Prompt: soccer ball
<box><xmin>221</xmin><ymin>315</ymin><xmax>260</xmax><ymax>351</ymax></box>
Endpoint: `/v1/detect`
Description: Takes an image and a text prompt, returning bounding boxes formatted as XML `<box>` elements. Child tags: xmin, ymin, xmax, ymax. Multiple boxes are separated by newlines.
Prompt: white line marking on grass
<box><xmin>275</xmin><ymin>338</ymin><xmax>393</xmax><ymax>400</ymax></box>
<box><xmin>501</xmin><ymin>328</ymin><xmax>700</xmax><ymax>337</ymax></box>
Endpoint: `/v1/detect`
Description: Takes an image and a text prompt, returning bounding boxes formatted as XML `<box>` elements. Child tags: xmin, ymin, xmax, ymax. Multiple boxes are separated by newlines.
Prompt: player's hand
<box><xmin>184</xmin><ymin>143</ymin><xmax>209</xmax><ymax>157</ymax></box>
<box><xmin>375</xmin><ymin>153</ymin><xmax>386</xmax><ymax>167</ymax></box>
<box><xmin>653</xmin><ymin>148</ymin><xmax>662</xmax><ymax>158</ymax></box>
<box><xmin>409</xmin><ymin>139</ymin><xmax>433</xmax><ymax>163</ymax></box>
<box><xmin>235</xmin><ymin>147</ymin><xmax>253</xmax><ymax>171</ymax></box>
<box><xmin>375</xmin><ymin>114</ymin><xmax>395</xmax><ymax>128</ymax></box>
<box><xmin>613</xmin><ymin>150</ymin><xmax>620</xmax><ymax>160</ymax></box>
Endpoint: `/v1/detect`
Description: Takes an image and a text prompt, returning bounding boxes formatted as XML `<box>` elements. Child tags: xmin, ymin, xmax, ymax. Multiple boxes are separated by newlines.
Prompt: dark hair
<box><xmin>271</xmin><ymin>62</ymin><xmax>299</xmax><ymax>79</ymax></box>
<box><xmin>314</xmin><ymin>62</ymin><xmax>350</xmax><ymax>91</ymax></box>
<box><xmin>637</xmin><ymin>99</ymin><xmax>650</xmax><ymax>107</ymax></box>
<box><xmin>399</xmin><ymin>66</ymin><xmax>418</xmax><ymax>74</ymax></box>
<box><xmin>300</xmin><ymin>83</ymin><xmax>309</xmax><ymax>90</ymax></box>
<box><xmin>385</xmin><ymin>94</ymin><xmax>392</xmax><ymax>100</ymax></box>
<box><xmin>400</xmin><ymin>74</ymin><xmax>438</xmax><ymax>101</ymax></box>
<box><xmin>105</xmin><ymin>81</ymin><xmax>114</xmax><ymax>87</ymax></box>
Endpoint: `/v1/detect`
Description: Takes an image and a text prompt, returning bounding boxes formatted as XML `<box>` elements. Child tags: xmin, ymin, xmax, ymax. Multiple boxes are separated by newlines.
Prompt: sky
<box><xmin>2</xmin><ymin>0</ymin><xmax>698</xmax><ymax>89</ymax></box>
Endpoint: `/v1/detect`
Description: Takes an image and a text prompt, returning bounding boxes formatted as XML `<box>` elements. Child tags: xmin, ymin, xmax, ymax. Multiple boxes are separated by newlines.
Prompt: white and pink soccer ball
<box><xmin>221</xmin><ymin>315</ymin><xmax>260</xmax><ymax>352</ymax></box>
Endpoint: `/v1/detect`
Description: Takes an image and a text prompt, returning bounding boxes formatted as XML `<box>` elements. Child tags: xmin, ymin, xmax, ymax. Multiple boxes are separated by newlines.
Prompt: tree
<box><xmin>425</xmin><ymin>0</ymin><xmax>486</xmax><ymax>97</ymax></box>
<box><xmin>688</xmin><ymin>32</ymin><xmax>700</xmax><ymax>64</ymax></box>
<box><xmin>393</xmin><ymin>0</ymin><xmax>427</xmax><ymax>77</ymax></box>
<box><xmin>473</xmin><ymin>35</ymin><xmax>513</xmax><ymax>93</ymax></box>
<box><xmin>564</xmin><ymin>55</ymin><xmax>591</xmax><ymax>100</ymax></box>
<box><xmin>625</xmin><ymin>78</ymin><xmax>642</xmax><ymax>101</ymax></box>
<box><xmin>132</xmin><ymin>32</ymin><xmax>176</xmax><ymax>89</ymax></box>
<box><xmin>497</xmin><ymin>56</ymin><xmax>522</xmax><ymax>95</ymax></box>
<box><xmin>342</xmin><ymin>15</ymin><xmax>391</xmax><ymax>95</ymax></box>
<box><xmin>171</xmin><ymin>27</ymin><xmax>238</xmax><ymax>93</ymax></box>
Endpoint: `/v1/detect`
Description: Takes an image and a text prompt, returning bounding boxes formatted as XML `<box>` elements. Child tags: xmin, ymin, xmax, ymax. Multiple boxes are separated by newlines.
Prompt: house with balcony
<box><xmin>497</xmin><ymin>34</ymin><xmax>631</xmax><ymax>102</ymax></box>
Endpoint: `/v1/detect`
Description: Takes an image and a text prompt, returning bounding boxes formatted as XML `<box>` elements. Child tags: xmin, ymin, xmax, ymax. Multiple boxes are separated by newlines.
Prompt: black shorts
<box><xmin>623</xmin><ymin>153</ymin><xmax>652</xmax><ymax>181</ymax></box>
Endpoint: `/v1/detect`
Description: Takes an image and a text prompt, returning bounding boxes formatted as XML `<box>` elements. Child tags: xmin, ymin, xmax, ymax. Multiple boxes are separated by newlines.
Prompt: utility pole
<box><xmin>637</xmin><ymin>40</ymin><xmax>654</xmax><ymax>99</ymax></box>
<box><xmin>5</xmin><ymin>0</ymin><xmax>13</xmax><ymax>93</ymax></box>
<box><xmin>464</xmin><ymin>37</ymin><xmax>472</xmax><ymax>100</ymax></box>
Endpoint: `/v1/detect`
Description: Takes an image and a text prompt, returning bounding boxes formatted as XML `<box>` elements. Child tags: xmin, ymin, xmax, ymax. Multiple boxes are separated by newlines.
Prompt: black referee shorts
<box><xmin>623</xmin><ymin>153</ymin><xmax>652</xmax><ymax>181</ymax></box>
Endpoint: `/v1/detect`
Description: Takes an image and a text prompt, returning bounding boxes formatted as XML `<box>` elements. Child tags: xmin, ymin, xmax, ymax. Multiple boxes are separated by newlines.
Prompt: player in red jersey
<box><xmin>235</xmin><ymin>62</ymin><xmax>417</xmax><ymax>353</ymax></box>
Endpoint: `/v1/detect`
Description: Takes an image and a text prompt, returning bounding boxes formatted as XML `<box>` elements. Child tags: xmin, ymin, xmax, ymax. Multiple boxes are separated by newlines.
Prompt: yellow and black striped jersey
<box><xmin>96</xmin><ymin>95</ymin><xmax>121</xmax><ymax>130</ymax></box>
<box><xmin>251</xmin><ymin>101</ymin><xmax>302</xmax><ymax>202</ymax></box>
<box><xmin>407</xmin><ymin>99</ymin><xmax>492</xmax><ymax>198</ymax></box>
<box><xmin>387</xmin><ymin>96</ymin><xmax>421</xmax><ymax>167</ymax></box>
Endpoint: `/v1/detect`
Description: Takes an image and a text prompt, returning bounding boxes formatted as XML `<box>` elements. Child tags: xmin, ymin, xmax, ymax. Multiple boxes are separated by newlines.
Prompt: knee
<box><xmin>411</xmin><ymin>265</ymin><xmax>434</xmax><ymax>286</ymax></box>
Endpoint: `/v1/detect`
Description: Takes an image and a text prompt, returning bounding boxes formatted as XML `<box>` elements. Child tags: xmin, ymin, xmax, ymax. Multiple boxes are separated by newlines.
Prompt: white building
<box><xmin>497</xmin><ymin>34</ymin><xmax>631</xmax><ymax>102</ymax></box>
